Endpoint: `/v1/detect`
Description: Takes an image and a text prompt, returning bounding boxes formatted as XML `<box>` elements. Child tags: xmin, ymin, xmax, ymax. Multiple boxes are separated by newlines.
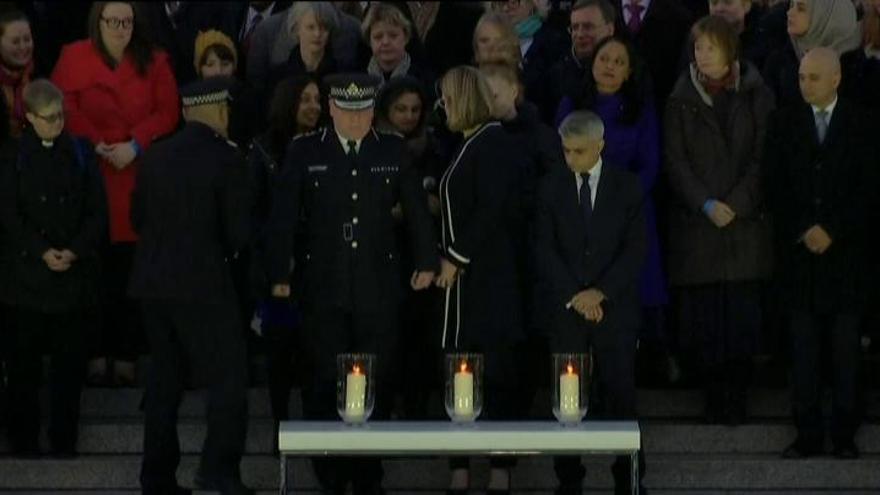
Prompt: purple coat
<box><xmin>557</xmin><ymin>93</ymin><xmax>668</xmax><ymax>306</ymax></box>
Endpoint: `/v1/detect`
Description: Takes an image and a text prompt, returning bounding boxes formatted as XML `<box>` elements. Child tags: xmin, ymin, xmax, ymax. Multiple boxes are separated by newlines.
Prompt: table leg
<box><xmin>280</xmin><ymin>454</ymin><xmax>288</xmax><ymax>495</ymax></box>
<box><xmin>630</xmin><ymin>450</ymin><xmax>639</xmax><ymax>495</ymax></box>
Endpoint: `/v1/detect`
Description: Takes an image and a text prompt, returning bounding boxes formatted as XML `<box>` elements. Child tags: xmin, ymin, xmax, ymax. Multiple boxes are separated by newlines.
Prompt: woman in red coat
<box><xmin>52</xmin><ymin>1</ymin><xmax>179</xmax><ymax>386</ymax></box>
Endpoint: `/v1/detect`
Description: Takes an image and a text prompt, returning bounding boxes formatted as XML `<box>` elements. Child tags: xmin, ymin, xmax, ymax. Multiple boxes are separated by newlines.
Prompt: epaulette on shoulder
<box><xmin>374</xmin><ymin>128</ymin><xmax>404</xmax><ymax>141</ymax></box>
<box><xmin>292</xmin><ymin>129</ymin><xmax>322</xmax><ymax>143</ymax></box>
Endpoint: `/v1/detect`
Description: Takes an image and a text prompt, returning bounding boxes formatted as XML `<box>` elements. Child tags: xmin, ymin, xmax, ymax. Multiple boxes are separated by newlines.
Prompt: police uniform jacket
<box><xmin>0</xmin><ymin>128</ymin><xmax>107</xmax><ymax>313</ymax></box>
<box><xmin>127</xmin><ymin>122</ymin><xmax>252</xmax><ymax>305</ymax></box>
<box><xmin>266</xmin><ymin>127</ymin><xmax>437</xmax><ymax>313</ymax></box>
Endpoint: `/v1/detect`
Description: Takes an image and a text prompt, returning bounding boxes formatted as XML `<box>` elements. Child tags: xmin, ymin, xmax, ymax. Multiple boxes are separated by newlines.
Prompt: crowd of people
<box><xmin>0</xmin><ymin>1</ymin><xmax>878</xmax><ymax>495</ymax></box>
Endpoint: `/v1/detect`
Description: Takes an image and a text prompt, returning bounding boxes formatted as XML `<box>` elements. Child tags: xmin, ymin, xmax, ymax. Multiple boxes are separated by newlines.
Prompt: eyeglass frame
<box><xmin>100</xmin><ymin>16</ymin><xmax>134</xmax><ymax>31</ymax></box>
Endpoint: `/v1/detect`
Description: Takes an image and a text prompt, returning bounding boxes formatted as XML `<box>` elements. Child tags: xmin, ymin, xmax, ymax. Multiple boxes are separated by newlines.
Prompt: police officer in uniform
<box><xmin>267</xmin><ymin>73</ymin><xmax>437</xmax><ymax>495</ymax></box>
<box><xmin>129</xmin><ymin>78</ymin><xmax>253</xmax><ymax>495</ymax></box>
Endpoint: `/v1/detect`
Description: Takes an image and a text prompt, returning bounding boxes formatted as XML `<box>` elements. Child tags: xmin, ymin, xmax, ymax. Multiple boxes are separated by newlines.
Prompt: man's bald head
<box><xmin>799</xmin><ymin>47</ymin><xmax>841</xmax><ymax>108</ymax></box>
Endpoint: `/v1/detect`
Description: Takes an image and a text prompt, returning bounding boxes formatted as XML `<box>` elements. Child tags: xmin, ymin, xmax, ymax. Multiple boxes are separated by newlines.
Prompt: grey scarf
<box><xmin>367</xmin><ymin>52</ymin><xmax>412</xmax><ymax>84</ymax></box>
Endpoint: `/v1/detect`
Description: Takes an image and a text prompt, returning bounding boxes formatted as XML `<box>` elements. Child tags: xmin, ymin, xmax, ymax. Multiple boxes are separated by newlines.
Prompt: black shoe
<box><xmin>726</xmin><ymin>400</ymin><xmax>747</xmax><ymax>427</ymax></box>
<box><xmin>194</xmin><ymin>473</ymin><xmax>254</xmax><ymax>495</ymax></box>
<box><xmin>832</xmin><ymin>442</ymin><xmax>859</xmax><ymax>460</ymax></box>
<box><xmin>11</xmin><ymin>440</ymin><xmax>40</xmax><ymax>458</ymax></box>
<box><xmin>782</xmin><ymin>440</ymin><xmax>823</xmax><ymax>459</ymax></box>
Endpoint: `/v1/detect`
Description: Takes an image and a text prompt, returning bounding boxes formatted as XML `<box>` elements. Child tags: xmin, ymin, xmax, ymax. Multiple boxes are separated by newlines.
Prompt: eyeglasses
<box><xmin>33</xmin><ymin>112</ymin><xmax>64</xmax><ymax>124</ymax></box>
<box><xmin>101</xmin><ymin>16</ymin><xmax>134</xmax><ymax>30</ymax></box>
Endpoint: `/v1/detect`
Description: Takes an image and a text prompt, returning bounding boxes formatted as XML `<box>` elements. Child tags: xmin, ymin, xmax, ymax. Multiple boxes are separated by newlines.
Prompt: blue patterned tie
<box><xmin>815</xmin><ymin>109</ymin><xmax>829</xmax><ymax>143</ymax></box>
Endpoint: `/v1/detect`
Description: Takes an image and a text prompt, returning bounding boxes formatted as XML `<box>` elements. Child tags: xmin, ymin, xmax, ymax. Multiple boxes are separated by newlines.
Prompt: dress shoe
<box><xmin>194</xmin><ymin>473</ymin><xmax>254</xmax><ymax>495</ymax></box>
<box><xmin>832</xmin><ymin>442</ymin><xmax>860</xmax><ymax>459</ymax></box>
<box><xmin>782</xmin><ymin>440</ymin><xmax>823</xmax><ymax>459</ymax></box>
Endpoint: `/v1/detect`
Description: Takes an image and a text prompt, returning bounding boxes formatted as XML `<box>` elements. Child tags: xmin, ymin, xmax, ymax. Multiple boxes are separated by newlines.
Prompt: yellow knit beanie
<box><xmin>193</xmin><ymin>30</ymin><xmax>238</xmax><ymax>74</ymax></box>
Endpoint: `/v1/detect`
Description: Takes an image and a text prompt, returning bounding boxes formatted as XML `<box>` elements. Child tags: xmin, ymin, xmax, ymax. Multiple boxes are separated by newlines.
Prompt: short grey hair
<box><xmin>558</xmin><ymin>111</ymin><xmax>604</xmax><ymax>140</ymax></box>
<box><xmin>288</xmin><ymin>1</ymin><xmax>339</xmax><ymax>40</ymax></box>
<box><xmin>23</xmin><ymin>78</ymin><xmax>63</xmax><ymax>113</ymax></box>
<box><xmin>272</xmin><ymin>2</ymin><xmax>339</xmax><ymax>66</ymax></box>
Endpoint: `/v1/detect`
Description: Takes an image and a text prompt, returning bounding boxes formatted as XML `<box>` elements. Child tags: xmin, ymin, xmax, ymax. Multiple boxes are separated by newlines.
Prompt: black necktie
<box><xmin>347</xmin><ymin>140</ymin><xmax>358</xmax><ymax>158</ymax></box>
<box><xmin>579</xmin><ymin>173</ymin><xmax>592</xmax><ymax>243</ymax></box>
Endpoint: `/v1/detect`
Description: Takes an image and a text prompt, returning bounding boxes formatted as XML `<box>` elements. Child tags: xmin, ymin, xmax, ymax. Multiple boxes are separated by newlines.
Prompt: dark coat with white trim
<box><xmin>266</xmin><ymin>127</ymin><xmax>437</xmax><ymax>313</ymax></box>
<box><xmin>438</xmin><ymin>122</ymin><xmax>526</xmax><ymax>350</ymax></box>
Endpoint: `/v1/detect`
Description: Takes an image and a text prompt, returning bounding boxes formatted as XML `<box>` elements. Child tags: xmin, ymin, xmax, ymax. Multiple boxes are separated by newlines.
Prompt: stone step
<box><xmin>2</xmin><ymin>421</ymin><xmax>879</xmax><ymax>455</ymax></box>
<box><xmin>1</xmin><ymin>455</ymin><xmax>879</xmax><ymax>491</ymax></box>
<box><xmin>70</xmin><ymin>387</ymin><xmax>880</xmax><ymax>420</ymax></box>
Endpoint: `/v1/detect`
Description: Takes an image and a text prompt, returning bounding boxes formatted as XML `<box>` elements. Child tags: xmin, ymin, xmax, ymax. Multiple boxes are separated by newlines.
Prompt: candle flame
<box><xmin>567</xmin><ymin>364</ymin><xmax>575</xmax><ymax>375</ymax></box>
<box><xmin>459</xmin><ymin>361</ymin><xmax>468</xmax><ymax>373</ymax></box>
<box><xmin>353</xmin><ymin>365</ymin><xmax>361</xmax><ymax>375</ymax></box>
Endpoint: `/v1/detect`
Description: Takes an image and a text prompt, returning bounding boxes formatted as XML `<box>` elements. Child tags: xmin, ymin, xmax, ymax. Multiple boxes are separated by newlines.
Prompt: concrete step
<box><xmin>2</xmin><ymin>420</ymin><xmax>879</xmax><ymax>456</ymax></box>
<box><xmin>70</xmin><ymin>387</ymin><xmax>880</xmax><ymax>420</ymax></box>
<box><xmin>1</xmin><ymin>455</ymin><xmax>879</xmax><ymax>491</ymax></box>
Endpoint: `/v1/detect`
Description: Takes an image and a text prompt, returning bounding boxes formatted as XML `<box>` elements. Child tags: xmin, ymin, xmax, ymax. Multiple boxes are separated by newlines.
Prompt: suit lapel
<box><xmin>822</xmin><ymin>100</ymin><xmax>846</xmax><ymax>150</ymax></box>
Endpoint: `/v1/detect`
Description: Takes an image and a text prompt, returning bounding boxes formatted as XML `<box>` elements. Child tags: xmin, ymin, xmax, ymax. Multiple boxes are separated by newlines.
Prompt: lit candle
<box><xmin>345</xmin><ymin>364</ymin><xmax>366</xmax><ymax>421</ymax></box>
<box><xmin>559</xmin><ymin>364</ymin><xmax>580</xmax><ymax>421</ymax></box>
<box><xmin>454</xmin><ymin>361</ymin><xmax>474</xmax><ymax>419</ymax></box>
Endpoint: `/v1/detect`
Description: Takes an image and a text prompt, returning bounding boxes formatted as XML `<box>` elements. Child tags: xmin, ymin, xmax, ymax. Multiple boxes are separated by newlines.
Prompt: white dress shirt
<box><xmin>337</xmin><ymin>132</ymin><xmax>363</xmax><ymax>154</ymax></box>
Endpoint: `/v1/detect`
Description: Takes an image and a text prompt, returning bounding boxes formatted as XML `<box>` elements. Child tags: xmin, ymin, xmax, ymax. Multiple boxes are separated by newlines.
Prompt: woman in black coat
<box><xmin>0</xmin><ymin>79</ymin><xmax>106</xmax><ymax>457</ymax></box>
<box><xmin>435</xmin><ymin>65</ymin><xmax>525</xmax><ymax>495</ymax></box>
<box><xmin>247</xmin><ymin>75</ymin><xmax>323</xmax><ymax>443</ymax></box>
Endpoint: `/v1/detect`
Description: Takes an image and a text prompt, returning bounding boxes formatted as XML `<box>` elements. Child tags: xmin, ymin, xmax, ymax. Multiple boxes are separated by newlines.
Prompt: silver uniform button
<box><xmin>352</xmin><ymin>192</ymin><xmax>359</xmax><ymax>201</ymax></box>
<box><xmin>352</xmin><ymin>217</ymin><xmax>359</xmax><ymax>225</ymax></box>
<box><xmin>352</xmin><ymin>169</ymin><xmax>358</xmax><ymax>176</ymax></box>
<box><xmin>351</xmin><ymin>241</ymin><xmax>358</xmax><ymax>249</ymax></box>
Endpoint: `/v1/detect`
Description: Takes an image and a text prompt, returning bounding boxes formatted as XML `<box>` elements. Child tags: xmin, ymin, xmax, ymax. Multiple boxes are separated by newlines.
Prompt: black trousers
<box><xmin>790</xmin><ymin>309</ymin><xmax>862</xmax><ymax>448</ymax></box>
<box><xmin>139</xmin><ymin>300</ymin><xmax>248</xmax><ymax>492</ymax></box>
<box><xmin>549</xmin><ymin>308</ymin><xmax>645</xmax><ymax>492</ymax></box>
<box><xmin>99</xmin><ymin>243</ymin><xmax>142</xmax><ymax>361</ymax></box>
<box><xmin>6</xmin><ymin>308</ymin><xmax>89</xmax><ymax>452</ymax></box>
<box><xmin>301</xmin><ymin>307</ymin><xmax>397</xmax><ymax>494</ymax></box>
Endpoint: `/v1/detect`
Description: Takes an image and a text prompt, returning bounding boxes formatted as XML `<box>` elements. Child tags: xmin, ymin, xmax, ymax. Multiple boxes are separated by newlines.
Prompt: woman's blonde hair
<box><xmin>473</xmin><ymin>12</ymin><xmax>521</xmax><ymax>66</ymax></box>
<box><xmin>441</xmin><ymin>66</ymin><xmax>495</xmax><ymax>132</ymax></box>
<box><xmin>362</xmin><ymin>2</ymin><xmax>412</xmax><ymax>41</ymax></box>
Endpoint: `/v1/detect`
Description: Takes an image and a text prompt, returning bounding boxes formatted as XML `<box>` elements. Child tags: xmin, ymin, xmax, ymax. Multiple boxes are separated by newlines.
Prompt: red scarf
<box><xmin>0</xmin><ymin>60</ymin><xmax>34</xmax><ymax>134</ymax></box>
<box><xmin>695</xmin><ymin>64</ymin><xmax>737</xmax><ymax>96</ymax></box>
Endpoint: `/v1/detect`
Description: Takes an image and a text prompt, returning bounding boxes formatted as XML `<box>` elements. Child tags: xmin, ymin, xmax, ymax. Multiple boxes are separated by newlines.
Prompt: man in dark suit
<box><xmin>613</xmin><ymin>0</ymin><xmax>694</xmax><ymax>108</ymax></box>
<box><xmin>266</xmin><ymin>73</ymin><xmax>437</xmax><ymax>495</ymax></box>
<box><xmin>765</xmin><ymin>47</ymin><xmax>875</xmax><ymax>460</ymax></box>
<box><xmin>542</xmin><ymin>0</ymin><xmax>617</xmax><ymax>124</ymax></box>
<box><xmin>535</xmin><ymin>111</ymin><xmax>647</xmax><ymax>495</ymax></box>
<box><xmin>129</xmin><ymin>78</ymin><xmax>253</xmax><ymax>495</ymax></box>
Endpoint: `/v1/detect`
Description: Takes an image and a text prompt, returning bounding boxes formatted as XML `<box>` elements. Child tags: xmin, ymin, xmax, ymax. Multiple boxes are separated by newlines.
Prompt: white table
<box><xmin>278</xmin><ymin>420</ymin><xmax>641</xmax><ymax>494</ymax></box>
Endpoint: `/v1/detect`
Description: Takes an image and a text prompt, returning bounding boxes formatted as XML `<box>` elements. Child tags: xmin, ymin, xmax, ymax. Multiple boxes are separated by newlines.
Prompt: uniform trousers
<box><xmin>139</xmin><ymin>300</ymin><xmax>248</xmax><ymax>492</ymax></box>
<box><xmin>300</xmin><ymin>307</ymin><xmax>397</xmax><ymax>495</ymax></box>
